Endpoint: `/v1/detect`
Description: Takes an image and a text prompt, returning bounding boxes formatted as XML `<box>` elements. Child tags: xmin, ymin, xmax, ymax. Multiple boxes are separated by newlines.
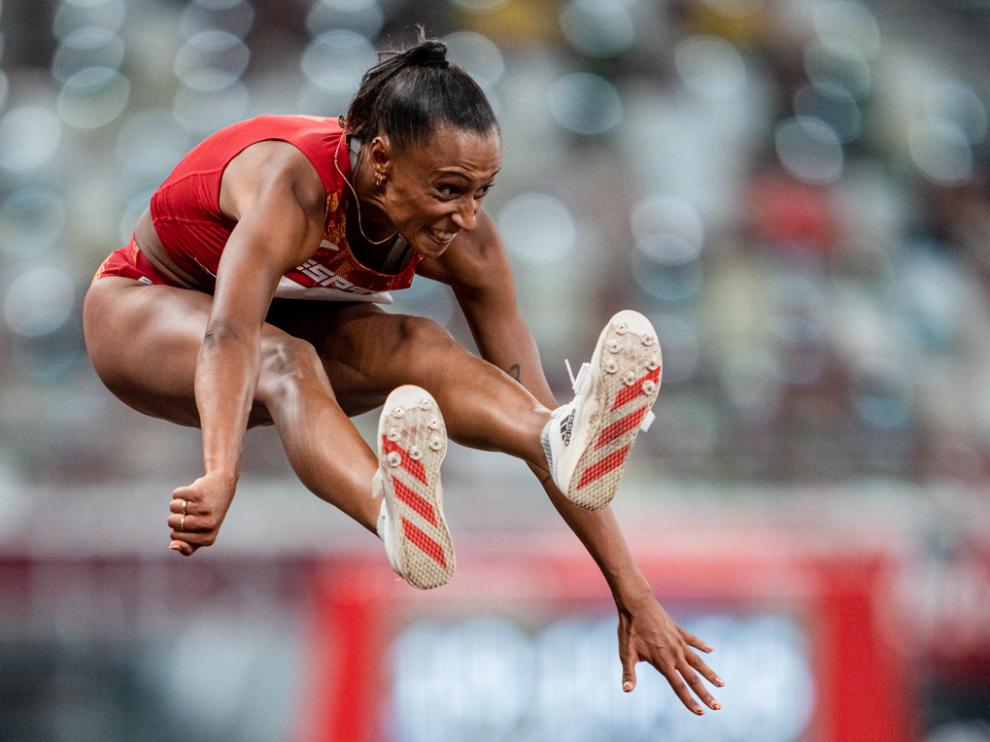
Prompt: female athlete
<box><xmin>82</xmin><ymin>35</ymin><xmax>723</xmax><ymax>714</ymax></box>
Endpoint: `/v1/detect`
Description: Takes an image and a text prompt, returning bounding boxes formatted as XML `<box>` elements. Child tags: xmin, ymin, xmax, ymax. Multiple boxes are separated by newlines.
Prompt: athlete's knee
<box><xmin>257</xmin><ymin>334</ymin><xmax>330</xmax><ymax>404</ymax></box>
<box><xmin>395</xmin><ymin>315</ymin><xmax>457</xmax><ymax>353</ymax></box>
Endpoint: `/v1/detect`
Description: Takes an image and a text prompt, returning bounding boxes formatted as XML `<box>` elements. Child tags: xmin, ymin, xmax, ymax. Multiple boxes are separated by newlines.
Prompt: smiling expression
<box><xmin>364</xmin><ymin>123</ymin><xmax>502</xmax><ymax>259</ymax></box>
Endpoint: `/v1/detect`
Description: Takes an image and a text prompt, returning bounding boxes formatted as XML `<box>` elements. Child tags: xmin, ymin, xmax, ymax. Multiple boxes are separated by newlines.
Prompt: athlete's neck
<box><xmin>347</xmin><ymin>137</ymin><xmax>396</xmax><ymax>242</ymax></box>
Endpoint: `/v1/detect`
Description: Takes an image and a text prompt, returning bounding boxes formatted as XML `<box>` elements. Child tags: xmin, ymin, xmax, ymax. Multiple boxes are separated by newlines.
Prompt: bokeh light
<box><xmin>306</xmin><ymin>0</ymin><xmax>384</xmax><ymax>39</ymax></box>
<box><xmin>174</xmin><ymin>31</ymin><xmax>250</xmax><ymax>92</ymax></box>
<box><xmin>0</xmin><ymin>188</ymin><xmax>67</xmax><ymax>258</ymax></box>
<box><xmin>0</xmin><ymin>106</ymin><xmax>62</xmax><ymax>172</ymax></box>
<box><xmin>179</xmin><ymin>0</ymin><xmax>255</xmax><ymax>40</ymax></box>
<box><xmin>774</xmin><ymin>116</ymin><xmax>844</xmax><ymax>185</ymax></box>
<box><xmin>546</xmin><ymin>72</ymin><xmax>623</xmax><ymax>135</ymax></box>
<box><xmin>56</xmin><ymin>67</ymin><xmax>130</xmax><ymax>129</ymax></box>
<box><xmin>559</xmin><ymin>0</ymin><xmax>636</xmax><ymax>59</ymax></box>
<box><xmin>442</xmin><ymin>31</ymin><xmax>505</xmax><ymax>88</ymax></box>
<box><xmin>301</xmin><ymin>30</ymin><xmax>377</xmax><ymax>94</ymax></box>
<box><xmin>631</xmin><ymin>194</ymin><xmax>705</xmax><ymax>248</ymax></box>
<box><xmin>813</xmin><ymin>0</ymin><xmax>881</xmax><ymax>58</ymax></box>
<box><xmin>792</xmin><ymin>84</ymin><xmax>861</xmax><ymax>143</ymax></box>
<box><xmin>674</xmin><ymin>35</ymin><xmax>747</xmax><ymax>101</ymax></box>
<box><xmin>804</xmin><ymin>40</ymin><xmax>871</xmax><ymax>100</ymax></box>
<box><xmin>630</xmin><ymin>235</ymin><xmax>703</xmax><ymax>302</ymax></box>
<box><xmin>630</xmin><ymin>193</ymin><xmax>706</xmax><ymax>303</ymax></box>
<box><xmin>52</xmin><ymin>0</ymin><xmax>126</xmax><ymax>39</ymax></box>
<box><xmin>3</xmin><ymin>267</ymin><xmax>76</xmax><ymax>338</ymax></box>
<box><xmin>909</xmin><ymin>120</ymin><xmax>973</xmax><ymax>186</ymax></box>
<box><xmin>497</xmin><ymin>193</ymin><xmax>577</xmax><ymax>265</ymax></box>
<box><xmin>924</xmin><ymin>80</ymin><xmax>987</xmax><ymax>146</ymax></box>
<box><xmin>51</xmin><ymin>26</ymin><xmax>125</xmax><ymax>84</ymax></box>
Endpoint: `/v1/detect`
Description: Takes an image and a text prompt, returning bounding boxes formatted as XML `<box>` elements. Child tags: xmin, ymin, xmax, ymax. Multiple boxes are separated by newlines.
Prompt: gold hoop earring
<box><xmin>375</xmin><ymin>172</ymin><xmax>386</xmax><ymax>189</ymax></box>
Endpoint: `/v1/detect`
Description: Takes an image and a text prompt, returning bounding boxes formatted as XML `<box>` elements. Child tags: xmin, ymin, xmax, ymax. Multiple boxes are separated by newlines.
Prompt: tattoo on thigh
<box><xmin>508</xmin><ymin>364</ymin><xmax>521</xmax><ymax>381</ymax></box>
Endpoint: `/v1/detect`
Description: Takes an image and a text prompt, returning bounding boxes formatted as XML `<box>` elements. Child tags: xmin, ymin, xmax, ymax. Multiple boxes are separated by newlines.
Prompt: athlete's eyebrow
<box><xmin>434</xmin><ymin>167</ymin><xmax>502</xmax><ymax>181</ymax></box>
<box><xmin>434</xmin><ymin>171</ymin><xmax>470</xmax><ymax>182</ymax></box>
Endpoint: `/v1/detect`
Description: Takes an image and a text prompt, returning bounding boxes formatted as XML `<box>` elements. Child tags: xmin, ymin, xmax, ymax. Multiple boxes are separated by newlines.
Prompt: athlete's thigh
<box><xmin>265</xmin><ymin>299</ymin><xmax>444</xmax><ymax>413</ymax></box>
<box><xmin>83</xmin><ymin>278</ymin><xmax>272</xmax><ymax>426</ymax></box>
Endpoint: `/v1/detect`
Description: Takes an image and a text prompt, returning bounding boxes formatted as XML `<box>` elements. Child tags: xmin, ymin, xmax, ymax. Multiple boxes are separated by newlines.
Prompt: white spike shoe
<box><xmin>541</xmin><ymin>310</ymin><xmax>662</xmax><ymax>510</ymax></box>
<box><xmin>375</xmin><ymin>385</ymin><xmax>454</xmax><ymax>589</ymax></box>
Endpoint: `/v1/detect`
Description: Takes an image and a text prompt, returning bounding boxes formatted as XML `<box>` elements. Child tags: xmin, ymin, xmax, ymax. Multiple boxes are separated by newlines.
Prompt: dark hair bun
<box><xmin>412</xmin><ymin>40</ymin><xmax>449</xmax><ymax>69</ymax></box>
<box><xmin>344</xmin><ymin>30</ymin><xmax>497</xmax><ymax>150</ymax></box>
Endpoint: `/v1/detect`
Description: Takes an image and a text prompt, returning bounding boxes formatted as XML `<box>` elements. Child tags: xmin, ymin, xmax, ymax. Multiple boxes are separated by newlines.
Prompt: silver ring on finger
<box><xmin>182</xmin><ymin>499</ymin><xmax>188</xmax><ymax>516</ymax></box>
<box><xmin>180</xmin><ymin>514</ymin><xmax>186</xmax><ymax>532</ymax></box>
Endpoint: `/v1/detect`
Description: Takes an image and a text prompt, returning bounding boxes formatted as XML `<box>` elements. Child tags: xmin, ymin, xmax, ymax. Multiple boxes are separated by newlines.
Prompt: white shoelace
<box><xmin>564</xmin><ymin>358</ymin><xmax>592</xmax><ymax>395</ymax></box>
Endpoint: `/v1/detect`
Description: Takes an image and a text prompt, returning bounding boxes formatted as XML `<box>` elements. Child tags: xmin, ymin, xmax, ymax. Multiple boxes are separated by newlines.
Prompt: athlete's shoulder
<box><xmin>221</xmin><ymin>141</ymin><xmax>327</xmax><ymax>222</ymax></box>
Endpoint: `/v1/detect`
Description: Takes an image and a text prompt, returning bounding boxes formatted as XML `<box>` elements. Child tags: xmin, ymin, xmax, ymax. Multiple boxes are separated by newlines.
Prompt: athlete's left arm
<box><xmin>422</xmin><ymin>211</ymin><xmax>724</xmax><ymax>715</ymax></box>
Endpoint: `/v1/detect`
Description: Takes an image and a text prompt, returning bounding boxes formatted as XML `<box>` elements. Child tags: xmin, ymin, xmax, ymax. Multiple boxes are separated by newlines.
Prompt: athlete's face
<box><xmin>372</xmin><ymin>123</ymin><xmax>502</xmax><ymax>258</ymax></box>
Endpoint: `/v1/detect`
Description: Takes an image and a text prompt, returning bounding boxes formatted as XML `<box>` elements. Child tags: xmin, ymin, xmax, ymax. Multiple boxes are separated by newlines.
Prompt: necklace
<box><xmin>332</xmin><ymin>134</ymin><xmax>398</xmax><ymax>247</ymax></box>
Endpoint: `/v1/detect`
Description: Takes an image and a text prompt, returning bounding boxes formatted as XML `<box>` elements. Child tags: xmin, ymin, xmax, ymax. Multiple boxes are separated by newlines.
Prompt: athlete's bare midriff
<box><xmin>134</xmin><ymin>207</ymin><xmax>203</xmax><ymax>290</ymax></box>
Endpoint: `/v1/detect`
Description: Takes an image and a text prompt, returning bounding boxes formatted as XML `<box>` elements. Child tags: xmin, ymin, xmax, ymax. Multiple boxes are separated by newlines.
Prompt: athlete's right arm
<box><xmin>168</xmin><ymin>144</ymin><xmax>327</xmax><ymax>556</ymax></box>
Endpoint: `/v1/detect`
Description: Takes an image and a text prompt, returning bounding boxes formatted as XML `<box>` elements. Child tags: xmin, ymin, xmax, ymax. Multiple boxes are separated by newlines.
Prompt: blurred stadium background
<box><xmin>2</xmin><ymin>0</ymin><xmax>990</xmax><ymax>739</ymax></box>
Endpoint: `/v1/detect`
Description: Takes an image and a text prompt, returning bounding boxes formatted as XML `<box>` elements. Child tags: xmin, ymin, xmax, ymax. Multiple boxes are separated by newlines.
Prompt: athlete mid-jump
<box><xmin>83</xmin><ymin>35</ymin><xmax>724</xmax><ymax>714</ymax></box>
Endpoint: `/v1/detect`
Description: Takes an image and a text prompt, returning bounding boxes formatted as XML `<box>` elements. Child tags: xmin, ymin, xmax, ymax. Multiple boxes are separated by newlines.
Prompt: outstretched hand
<box><xmin>618</xmin><ymin>592</ymin><xmax>725</xmax><ymax>715</ymax></box>
<box><xmin>167</xmin><ymin>473</ymin><xmax>237</xmax><ymax>556</ymax></box>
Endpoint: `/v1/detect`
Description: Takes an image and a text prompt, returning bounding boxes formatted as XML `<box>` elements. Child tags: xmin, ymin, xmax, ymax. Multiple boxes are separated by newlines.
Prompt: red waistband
<box><xmin>93</xmin><ymin>238</ymin><xmax>169</xmax><ymax>285</ymax></box>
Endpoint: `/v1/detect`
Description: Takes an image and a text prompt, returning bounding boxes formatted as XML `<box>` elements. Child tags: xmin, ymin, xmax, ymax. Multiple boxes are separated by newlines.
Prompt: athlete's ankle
<box><xmin>524</xmin><ymin>410</ymin><xmax>552</xmax><ymax>470</ymax></box>
<box><xmin>365</xmin><ymin>472</ymin><xmax>385</xmax><ymax>536</ymax></box>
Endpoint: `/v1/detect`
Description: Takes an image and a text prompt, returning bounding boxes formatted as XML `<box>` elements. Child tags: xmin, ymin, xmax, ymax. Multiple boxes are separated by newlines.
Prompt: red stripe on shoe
<box><xmin>595</xmin><ymin>407</ymin><xmax>649</xmax><ymax>450</ymax></box>
<box><xmin>401</xmin><ymin>517</ymin><xmax>447</xmax><ymax>568</ymax></box>
<box><xmin>381</xmin><ymin>437</ymin><xmax>428</xmax><ymax>485</ymax></box>
<box><xmin>576</xmin><ymin>445</ymin><xmax>630</xmax><ymax>489</ymax></box>
<box><xmin>393</xmin><ymin>477</ymin><xmax>437</xmax><ymax>526</ymax></box>
<box><xmin>611</xmin><ymin>367</ymin><xmax>661</xmax><ymax>411</ymax></box>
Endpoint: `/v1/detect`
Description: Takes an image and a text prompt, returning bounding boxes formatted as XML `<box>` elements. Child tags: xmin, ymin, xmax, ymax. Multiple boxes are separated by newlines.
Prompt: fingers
<box><xmin>166</xmin><ymin>513</ymin><xmax>214</xmax><ymax>534</ymax></box>
<box><xmin>171</xmin><ymin>483</ymin><xmax>197</xmax><ymax>501</ymax></box>
<box><xmin>619</xmin><ymin>635</ymin><xmax>638</xmax><ymax>693</ymax></box>
<box><xmin>655</xmin><ymin>648</ymin><xmax>724</xmax><ymax>715</ymax></box>
<box><xmin>169</xmin><ymin>498</ymin><xmax>195</xmax><ymax>515</ymax></box>
<box><xmin>677</xmin><ymin>661</ymin><xmax>722</xmax><ymax>712</ymax></box>
<box><xmin>167</xmin><ymin>477</ymin><xmax>236</xmax><ymax>557</ymax></box>
<box><xmin>621</xmin><ymin>666</ymin><xmax>637</xmax><ymax>694</ymax></box>
<box><xmin>685</xmin><ymin>647</ymin><xmax>725</xmax><ymax>688</ymax></box>
<box><xmin>657</xmin><ymin>661</ymin><xmax>706</xmax><ymax>715</ymax></box>
<box><xmin>680</xmin><ymin>628</ymin><xmax>714</xmax><ymax>654</ymax></box>
<box><xmin>168</xmin><ymin>525</ymin><xmax>217</xmax><ymax>557</ymax></box>
<box><xmin>166</xmin><ymin>502</ymin><xmax>216</xmax><ymax>557</ymax></box>
<box><xmin>169</xmin><ymin>539</ymin><xmax>196</xmax><ymax>556</ymax></box>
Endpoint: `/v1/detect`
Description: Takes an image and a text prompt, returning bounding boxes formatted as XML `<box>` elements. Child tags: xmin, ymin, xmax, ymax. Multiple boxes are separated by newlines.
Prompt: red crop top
<box><xmin>149</xmin><ymin>115</ymin><xmax>421</xmax><ymax>303</ymax></box>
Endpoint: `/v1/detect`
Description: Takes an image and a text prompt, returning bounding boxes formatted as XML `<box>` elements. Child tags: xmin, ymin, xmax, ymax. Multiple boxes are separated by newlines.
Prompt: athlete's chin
<box><xmin>412</xmin><ymin>231</ymin><xmax>457</xmax><ymax>258</ymax></box>
<box><xmin>414</xmin><ymin>246</ymin><xmax>448</xmax><ymax>259</ymax></box>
